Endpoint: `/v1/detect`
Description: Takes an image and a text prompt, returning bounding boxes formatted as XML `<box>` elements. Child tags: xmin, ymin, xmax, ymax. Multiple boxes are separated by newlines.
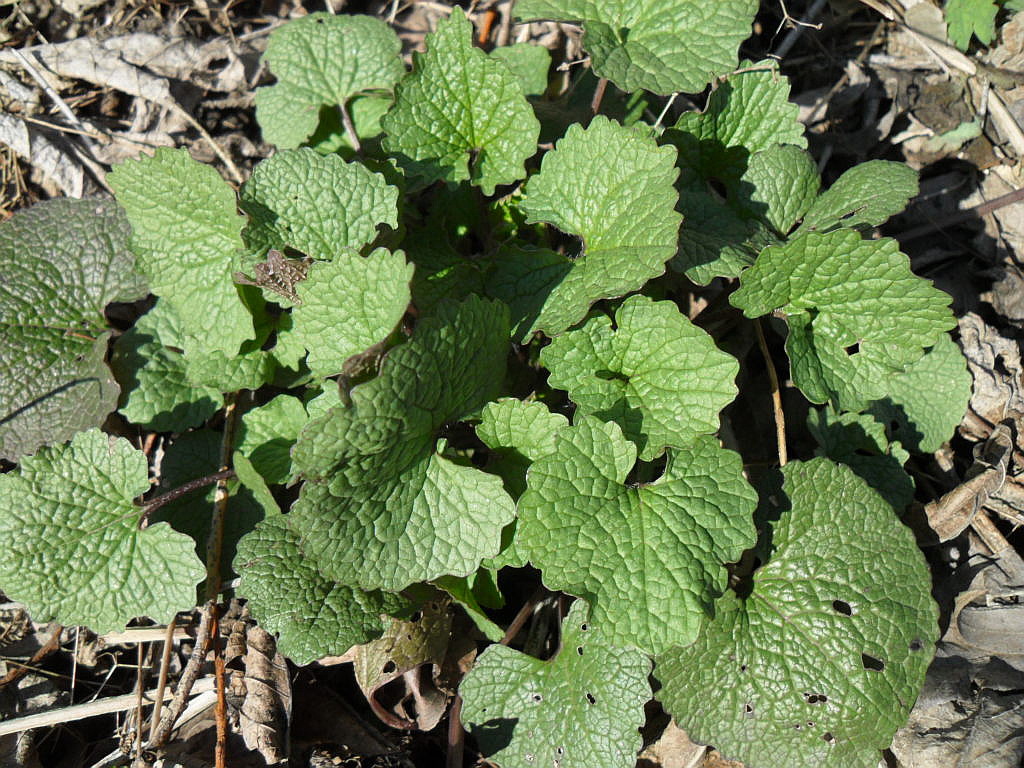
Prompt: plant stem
<box><xmin>755</xmin><ymin>318</ymin><xmax>787</xmax><ymax>467</ymax></box>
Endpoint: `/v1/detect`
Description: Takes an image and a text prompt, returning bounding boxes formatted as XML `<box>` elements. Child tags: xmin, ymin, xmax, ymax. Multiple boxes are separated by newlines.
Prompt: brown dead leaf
<box><xmin>353</xmin><ymin>598</ymin><xmax>453</xmax><ymax>731</ymax></box>
<box><xmin>235</xmin><ymin>625</ymin><xmax>291</xmax><ymax>765</ymax></box>
<box><xmin>958</xmin><ymin>313</ymin><xmax>1024</xmax><ymax>442</ymax></box>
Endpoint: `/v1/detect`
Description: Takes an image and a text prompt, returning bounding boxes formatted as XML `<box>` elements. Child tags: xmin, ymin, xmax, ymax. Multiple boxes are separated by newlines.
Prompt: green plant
<box><xmin>945</xmin><ymin>0</ymin><xmax>1024</xmax><ymax>51</ymax></box>
<box><xmin>0</xmin><ymin>5</ymin><xmax>974</xmax><ymax>767</ymax></box>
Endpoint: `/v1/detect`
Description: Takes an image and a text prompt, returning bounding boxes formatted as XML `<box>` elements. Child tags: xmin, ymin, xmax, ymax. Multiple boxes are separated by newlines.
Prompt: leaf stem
<box><xmin>338</xmin><ymin>101</ymin><xmax>362</xmax><ymax>155</ymax></box>
<box><xmin>754</xmin><ymin>318</ymin><xmax>787</xmax><ymax>466</ymax></box>
<box><xmin>136</xmin><ymin>469</ymin><xmax>236</xmax><ymax>525</ymax></box>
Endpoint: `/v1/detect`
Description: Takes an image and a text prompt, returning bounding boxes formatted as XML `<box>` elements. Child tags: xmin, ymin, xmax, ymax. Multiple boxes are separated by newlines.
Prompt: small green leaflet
<box><xmin>517</xmin><ymin>417</ymin><xmax>757</xmax><ymax>654</ymax></box>
<box><xmin>236</xmin><ymin>394</ymin><xmax>310</xmax><ymax>485</ymax></box>
<box><xmin>515</xmin><ymin>116</ymin><xmax>681</xmax><ymax>336</ymax></box>
<box><xmin>657</xmin><ymin>459</ymin><xmax>939</xmax><ymax>768</ymax></box>
<box><xmin>382</xmin><ymin>8</ymin><xmax>540</xmax><ymax>194</ymax></box>
<box><xmin>108</xmin><ymin>147</ymin><xmax>254</xmax><ymax>357</ymax></box>
<box><xmin>490</xmin><ymin>43</ymin><xmax>552</xmax><ymax>96</ymax></box>
<box><xmin>289</xmin><ymin>248</ymin><xmax>413</xmax><ymax>378</ymax></box>
<box><xmin>0</xmin><ymin>429</ymin><xmax>204</xmax><ymax>634</ymax></box>
<box><xmin>808</xmin><ymin>408</ymin><xmax>914</xmax><ymax>512</ymax></box>
<box><xmin>541</xmin><ymin>295</ymin><xmax>738</xmax><ymax>460</ymax></box>
<box><xmin>516</xmin><ymin>0</ymin><xmax>759</xmax><ymax>95</ymax></box>
<box><xmin>945</xmin><ymin>0</ymin><xmax>999</xmax><ymax>50</ymax></box>
<box><xmin>254</xmin><ymin>12</ymin><xmax>405</xmax><ymax>149</ymax></box>
<box><xmin>0</xmin><ymin>199</ymin><xmax>146</xmax><ymax>460</ymax></box>
<box><xmin>866</xmin><ymin>333</ymin><xmax>972</xmax><ymax>454</ymax></box>
<box><xmin>666</xmin><ymin>62</ymin><xmax>804</xmax><ymax>282</ymax></box>
<box><xmin>288</xmin><ymin>296</ymin><xmax>515</xmax><ymax>591</ymax></box>
<box><xmin>240</xmin><ymin>148</ymin><xmax>399</xmax><ymax>261</ymax></box>
<box><xmin>731</xmin><ymin>230</ymin><xmax>955</xmax><ymax>409</ymax></box>
<box><xmin>794</xmin><ymin>160</ymin><xmax>919</xmax><ymax>237</ymax></box>
<box><xmin>111</xmin><ymin>300</ymin><xmax>223</xmax><ymax>433</ymax></box>
<box><xmin>234</xmin><ymin>514</ymin><xmax>404</xmax><ymax>666</ymax></box>
<box><xmin>460</xmin><ymin>601</ymin><xmax>652</xmax><ymax>768</ymax></box>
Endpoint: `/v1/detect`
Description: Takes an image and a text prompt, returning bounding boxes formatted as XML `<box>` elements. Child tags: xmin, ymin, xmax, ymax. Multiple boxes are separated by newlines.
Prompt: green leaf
<box><xmin>517</xmin><ymin>116</ymin><xmax>681</xmax><ymax>335</ymax></box>
<box><xmin>866</xmin><ymin>333</ymin><xmax>972</xmax><ymax>454</ymax></box>
<box><xmin>182</xmin><ymin>345</ymin><xmax>278</xmax><ymax>392</ymax></box>
<box><xmin>665</xmin><ymin>63</ymin><xmax>804</xmax><ymax>282</ymax></box>
<box><xmin>240</xmin><ymin>148</ymin><xmax>399</xmax><ymax>260</ymax></box>
<box><xmin>516</xmin><ymin>0</ymin><xmax>759</xmax><ymax>94</ymax></box>
<box><xmin>254</xmin><ymin>12</ymin><xmax>404</xmax><ymax>149</ymax></box>
<box><xmin>109</xmin><ymin>147</ymin><xmax>254</xmax><ymax>356</ymax></box>
<box><xmin>476</xmin><ymin>397</ymin><xmax>569</xmax><ymax>500</ymax></box>
<box><xmin>406</xmin><ymin>226</ymin><xmax>488</xmax><ymax>314</ymax></box>
<box><xmin>381</xmin><ymin>8</ymin><xmax>540</xmax><ymax>194</ymax></box>
<box><xmin>433</xmin><ymin>574</ymin><xmax>505</xmax><ymax>642</ymax></box>
<box><xmin>0</xmin><ymin>199</ymin><xmax>146</xmax><ymax>460</ymax></box>
<box><xmin>150</xmin><ymin>429</ymin><xmax>265</xmax><ymax>579</ymax></box>
<box><xmin>808</xmin><ymin>408</ymin><xmax>914</xmax><ymax>511</ymax></box>
<box><xmin>743</xmin><ymin>145</ymin><xmax>820</xmax><ymax>235</ymax></box>
<box><xmin>290</xmin><ymin>248</ymin><xmax>413</xmax><ymax>377</ymax></box>
<box><xmin>946</xmin><ymin>0</ymin><xmax>999</xmax><ymax>49</ymax></box>
<box><xmin>657</xmin><ymin>459</ymin><xmax>939</xmax><ymax>768</ymax></box>
<box><xmin>491</xmin><ymin>43</ymin><xmax>551</xmax><ymax>95</ymax></box>
<box><xmin>671</xmin><ymin>62</ymin><xmax>807</xmax><ymax>153</ymax></box>
<box><xmin>460</xmin><ymin>601</ymin><xmax>652</xmax><ymax>768</ymax></box>
<box><xmin>111</xmin><ymin>301</ymin><xmax>223</xmax><ymax>432</ymax></box>
<box><xmin>0</xmin><ymin>429</ymin><xmax>204</xmax><ymax>633</ymax></box>
<box><xmin>795</xmin><ymin>161</ymin><xmax>918</xmax><ymax>236</ymax></box>
<box><xmin>289</xmin><ymin>296</ymin><xmax>515</xmax><ymax>591</ymax></box>
<box><xmin>235</xmin><ymin>514</ymin><xmax>403</xmax><ymax>666</ymax></box>
<box><xmin>541</xmin><ymin>295</ymin><xmax>738</xmax><ymax>460</ymax></box>
<box><xmin>477</xmin><ymin>398</ymin><xmax>569</xmax><ymax>464</ymax></box>
<box><xmin>517</xmin><ymin>417</ymin><xmax>757</xmax><ymax>654</ymax></box>
<box><xmin>485</xmin><ymin>243</ymin><xmax>572</xmax><ymax>342</ymax></box>
<box><xmin>237</xmin><ymin>394</ymin><xmax>310</xmax><ymax>485</ymax></box>
<box><xmin>730</xmin><ymin>231</ymin><xmax>955</xmax><ymax>409</ymax></box>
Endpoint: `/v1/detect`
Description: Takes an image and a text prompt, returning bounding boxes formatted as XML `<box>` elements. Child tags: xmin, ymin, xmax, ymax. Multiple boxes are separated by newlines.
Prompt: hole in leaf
<box><xmin>861</xmin><ymin>653</ymin><xmax>885</xmax><ymax>672</ymax></box>
<box><xmin>556</xmin><ymin>747</ymin><xmax>564</xmax><ymax>755</ymax></box>
<box><xmin>580</xmin><ymin>623</ymin><xmax>589</xmax><ymax>632</ymax></box>
<box><xmin>832</xmin><ymin>600</ymin><xmax>853</xmax><ymax>616</ymax></box>
<box><xmin>586</xmin><ymin>693</ymin><xmax>596</xmax><ymax>705</ymax></box>
<box><xmin>576</xmin><ymin>646</ymin><xmax>583</xmax><ymax>656</ymax></box>
<box><xmin>740</xmin><ymin>664</ymin><xmax>748</xmax><ymax>673</ymax></box>
<box><xmin>531</xmin><ymin>693</ymin><xmax>542</xmax><ymax>703</ymax></box>
<box><xmin>844</xmin><ymin>342</ymin><xmax>860</xmax><ymax>356</ymax></box>
<box><xmin>910</xmin><ymin>639</ymin><xmax>923</xmax><ymax>652</ymax></box>
<box><xmin>382</xmin><ymin>661</ymin><xmax>396</xmax><ymax>674</ymax></box>
<box><xmin>743</xmin><ymin>703</ymin><xmax>754</xmax><ymax>718</ymax></box>
<box><xmin>794</xmin><ymin>723</ymin><xmax>801</xmax><ymax>730</ymax></box>
<box><xmin>803</xmin><ymin>693</ymin><xmax>828</xmax><ymax>705</ymax></box>
<box><xmin>807</xmin><ymin>721</ymin><xmax>815</xmax><ymax>727</ymax></box>
<box><xmin>824</xmin><ymin>732</ymin><xmax>836</xmax><ymax>745</ymax></box>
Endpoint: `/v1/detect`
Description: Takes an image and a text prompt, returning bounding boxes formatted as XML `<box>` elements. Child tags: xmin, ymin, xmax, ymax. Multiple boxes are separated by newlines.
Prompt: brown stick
<box><xmin>138</xmin><ymin>470</ymin><xmax>235</xmax><ymax>524</ymax></box>
<box><xmin>205</xmin><ymin>394</ymin><xmax>239</xmax><ymax>767</ymax></box>
<box><xmin>149</xmin><ymin>605</ymin><xmax>213</xmax><ymax>747</ymax></box>
<box><xmin>338</xmin><ymin>102</ymin><xmax>362</xmax><ymax>155</ymax></box>
<box><xmin>590</xmin><ymin>77</ymin><xmax>608</xmax><ymax>118</ymax></box>
<box><xmin>754</xmin><ymin>319</ymin><xmax>787</xmax><ymax>466</ymax></box>
<box><xmin>148</xmin><ymin>617</ymin><xmax>177</xmax><ymax>743</ymax></box>
<box><xmin>0</xmin><ymin>623</ymin><xmax>62</xmax><ymax>688</ymax></box>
